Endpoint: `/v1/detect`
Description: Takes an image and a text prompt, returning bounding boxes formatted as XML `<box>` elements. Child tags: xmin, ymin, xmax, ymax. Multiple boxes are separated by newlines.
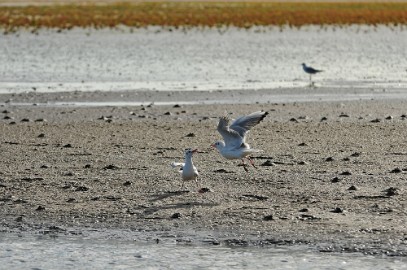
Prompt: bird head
<box><xmin>211</xmin><ymin>141</ymin><xmax>225</xmax><ymax>151</ymax></box>
<box><xmin>184</xmin><ymin>148</ymin><xmax>198</xmax><ymax>158</ymax></box>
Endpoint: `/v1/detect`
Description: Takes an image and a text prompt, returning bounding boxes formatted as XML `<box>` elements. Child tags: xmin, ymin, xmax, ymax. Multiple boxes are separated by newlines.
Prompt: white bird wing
<box><xmin>171</xmin><ymin>162</ymin><xmax>185</xmax><ymax>170</ymax></box>
<box><xmin>229</xmin><ymin>111</ymin><xmax>268</xmax><ymax>139</ymax></box>
<box><xmin>217</xmin><ymin>115</ymin><xmax>244</xmax><ymax>148</ymax></box>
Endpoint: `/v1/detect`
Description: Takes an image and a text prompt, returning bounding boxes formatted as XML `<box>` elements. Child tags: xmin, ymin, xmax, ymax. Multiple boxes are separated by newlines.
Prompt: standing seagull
<box><xmin>212</xmin><ymin>111</ymin><xmax>268</xmax><ymax>172</ymax></box>
<box><xmin>302</xmin><ymin>63</ymin><xmax>323</xmax><ymax>86</ymax></box>
<box><xmin>171</xmin><ymin>148</ymin><xmax>199</xmax><ymax>189</ymax></box>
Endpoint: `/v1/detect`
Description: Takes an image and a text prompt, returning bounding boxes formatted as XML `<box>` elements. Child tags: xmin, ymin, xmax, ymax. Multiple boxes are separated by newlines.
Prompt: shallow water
<box><xmin>1</xmin><ymin>26</ymin><xmax>407</xmax><ymax>94</ymax></box>
<box><xmin>1</xmin><ymin>233</ymin><xmax>406</xmax><ymax>270</ymax></box>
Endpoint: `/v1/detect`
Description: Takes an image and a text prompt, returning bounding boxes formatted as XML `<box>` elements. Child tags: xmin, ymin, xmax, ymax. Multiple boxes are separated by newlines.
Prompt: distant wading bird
<box><xmin>212</xmin><ymin>111</ymin><xmax>268</xmax><ymax>172</ymax></box>
<box><xmin>171</xmin><ymin>148</ymin><xmax>199</xmax><ymax>189</ymax></box>
<box><xmin>302</xmin><ymin>63</ymin><xmax>323</xmax><ymax>86</ymax></box>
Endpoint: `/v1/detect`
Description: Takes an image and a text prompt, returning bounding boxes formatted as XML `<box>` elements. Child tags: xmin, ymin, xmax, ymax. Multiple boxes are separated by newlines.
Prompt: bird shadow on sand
<box><xmin>140</xmin><ymin>201</ymin><xmax>219</xmax><ymax>217</ymax></box>
<box><xmin>141</xmin><ymin>191</ymin><xmax>219</xmax><ymax>216</ymax></box>
<box><xmin>149</xmin><ymin>190</ymin><xmax>191</xmax><ymax>202</ymax></box>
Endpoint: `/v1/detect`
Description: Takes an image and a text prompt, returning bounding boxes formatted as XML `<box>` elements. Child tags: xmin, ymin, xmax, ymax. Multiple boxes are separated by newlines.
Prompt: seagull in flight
<box><xmin>302</xmin><ymin>63</ymin><xmax>323</xmax><ymax>86</ymax></box>
<box><xmin>211</xmin><ymin>111</ymin><xmax>268</xmax><ymax>172</ymax></box>
<box><xmin>171</xmin><ymin>148</ymin><xmax>199</xmax><ymax>189</ymax></box>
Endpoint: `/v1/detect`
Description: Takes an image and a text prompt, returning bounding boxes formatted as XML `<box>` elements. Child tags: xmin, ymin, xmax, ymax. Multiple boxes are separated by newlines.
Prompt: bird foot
<box><xmin>247</xmin><ymin>157</ymin><xmax>257</xmax><ymax>169</ymax></box>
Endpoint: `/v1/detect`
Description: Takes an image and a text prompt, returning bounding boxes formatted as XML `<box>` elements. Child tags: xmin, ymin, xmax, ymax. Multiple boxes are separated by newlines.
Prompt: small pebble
<box><xmin>289</xmin><ymin>118</ymin><xmax>298</xmax><ymax>123</ymax></box>
<box><xmin>370</xmin><ymin>118</ymin><xmax>381</xmax><ymax>123</ymax></box>
<box><xmin>75</xmin><ymin>186</ymin><xmax>89</xmax><ymax>192</ymax></box>
<box><xmin>263</xmin><ymin>215</ymin><xmax>274</xmax><ymax>221</ymax></box>
<box><xmin>198</xmin><ymin>187</ymin><xmax>212</xmax><ymax>193</ymax></box>
<box><xmin>331</xmin><ymin>177</ymin><xmax>341</xmax><ymax>183</ymax></box>
<box><xmin>331</xmin><ymin>207</ymin><xmax>344</xmax><ymax>213</ymax></box>
<box><xmin>384</xmin><ymin>187</ymin><xmax>399</xmax><ymax>196</ymax></box>
<box><xmin>389</xmin><ymin>168</ymin><xmax>402</xmax><ymax>173</ymax></box>
<box><xmin>171</xmin><ymin>213</ymin><xmax>182</xmax><ymax>219</ymax></box>
<box><xmin>103</xmin><ymin>164</ymin><xmax>120</xmax><ymax>170</ymax></box>
<box><xmin>339</xmin><ymin>171</ymin><xmax>352</xmax><ymax>175</ymax></box>
<box><xmin>299</xmin><ymin>214</ymin><xmax>319</xmax><ymax>220</ymax></box>
<box><xmin>36</xmin><ymin>206</ymin><xmax>45</xmax><ymax>211</ymax></box>
<box><xmin>15</xmin><ymin>216</ymin><xmax>24</xmax><ymax>222</ymax></box>
<box><xmin>123</xmin><ymin>181</ymin><xmax>132</xmax><ymax>186</ymax></box>
<box><xmin>325</xmin><ymin>157</ymin><xmax>334</xmax><ymax>162</ymax></box>
<box><xmin>348</xmin><ymin>185</ymin><xmax>358</xmax><ymax>191</ymax></box>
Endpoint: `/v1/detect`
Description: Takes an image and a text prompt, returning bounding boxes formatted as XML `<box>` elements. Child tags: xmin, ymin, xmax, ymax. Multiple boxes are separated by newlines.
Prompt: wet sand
<box><xmin>1</xmin><ymin>89</ymin><xmax>407</xmax><ymax>256</ymax></box>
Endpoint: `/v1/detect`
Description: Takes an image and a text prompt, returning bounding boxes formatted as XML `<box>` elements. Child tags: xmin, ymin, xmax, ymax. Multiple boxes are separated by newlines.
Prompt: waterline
<box><xmin>1</xmin><ymin>233</ymin><xmax>406</xmax><ymax>270</ymax></box>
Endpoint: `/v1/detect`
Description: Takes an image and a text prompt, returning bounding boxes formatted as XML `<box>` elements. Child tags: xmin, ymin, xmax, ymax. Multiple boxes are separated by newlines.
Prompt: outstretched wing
<box><xmin>171</xmin><ymin>162</ymin><xmax>185</xmax><ymax>172</ymax></box>
<box><xmin>230</xmin><ymin>111</ymin><xmax>268</xmax><ymax>138</ymax></box>
<box><xmin>217</xmin><ymin>115</ymin><xmax>244</xmax><ymax>148</ymax></box>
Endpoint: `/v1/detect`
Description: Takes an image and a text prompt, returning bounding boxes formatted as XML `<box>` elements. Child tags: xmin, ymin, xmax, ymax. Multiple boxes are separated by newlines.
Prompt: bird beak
<box><xmin>210</xmin><ymin>144</ymin><xmax>216</xmax><ymax>148</ymax></box>
<box><xmin>192</xmin><ymin>149</ymin><xmax>199</xmax><ymax>153</ymax></box>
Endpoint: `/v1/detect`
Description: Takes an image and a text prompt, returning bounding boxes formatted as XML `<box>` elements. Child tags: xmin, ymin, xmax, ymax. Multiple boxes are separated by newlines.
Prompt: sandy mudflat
<box><xmin>1</xmin><ymin>89</ymin><xmax>407</xmax><ymax>256</ymax></box>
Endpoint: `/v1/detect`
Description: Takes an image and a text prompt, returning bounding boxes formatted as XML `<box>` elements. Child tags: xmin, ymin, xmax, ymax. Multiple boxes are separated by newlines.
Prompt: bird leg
<box><xmin>195</xmin><ymin>177</ymin><xmax>199</xmax><ymax>189</ymax></box>
<box><xmin>240</xmin><ymin>159</ymin><xmax>249</xmax><ymax>172</ymax></box>
<box><xmin>247</xmin><ymin>157</ymin><xmax>257</xmax><ymax>169</ymax></box>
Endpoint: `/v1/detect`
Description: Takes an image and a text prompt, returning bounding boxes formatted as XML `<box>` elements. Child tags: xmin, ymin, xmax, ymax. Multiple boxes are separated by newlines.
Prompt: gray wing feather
<box><xmin>217</xmin><ymin>115</ymin><xmax>244</xmax><ymax>148</ymax></box>
<box><xmin>230</xmin><ymin>111</ymin><xmax>268</xmax><ymax>138</ymax></box>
